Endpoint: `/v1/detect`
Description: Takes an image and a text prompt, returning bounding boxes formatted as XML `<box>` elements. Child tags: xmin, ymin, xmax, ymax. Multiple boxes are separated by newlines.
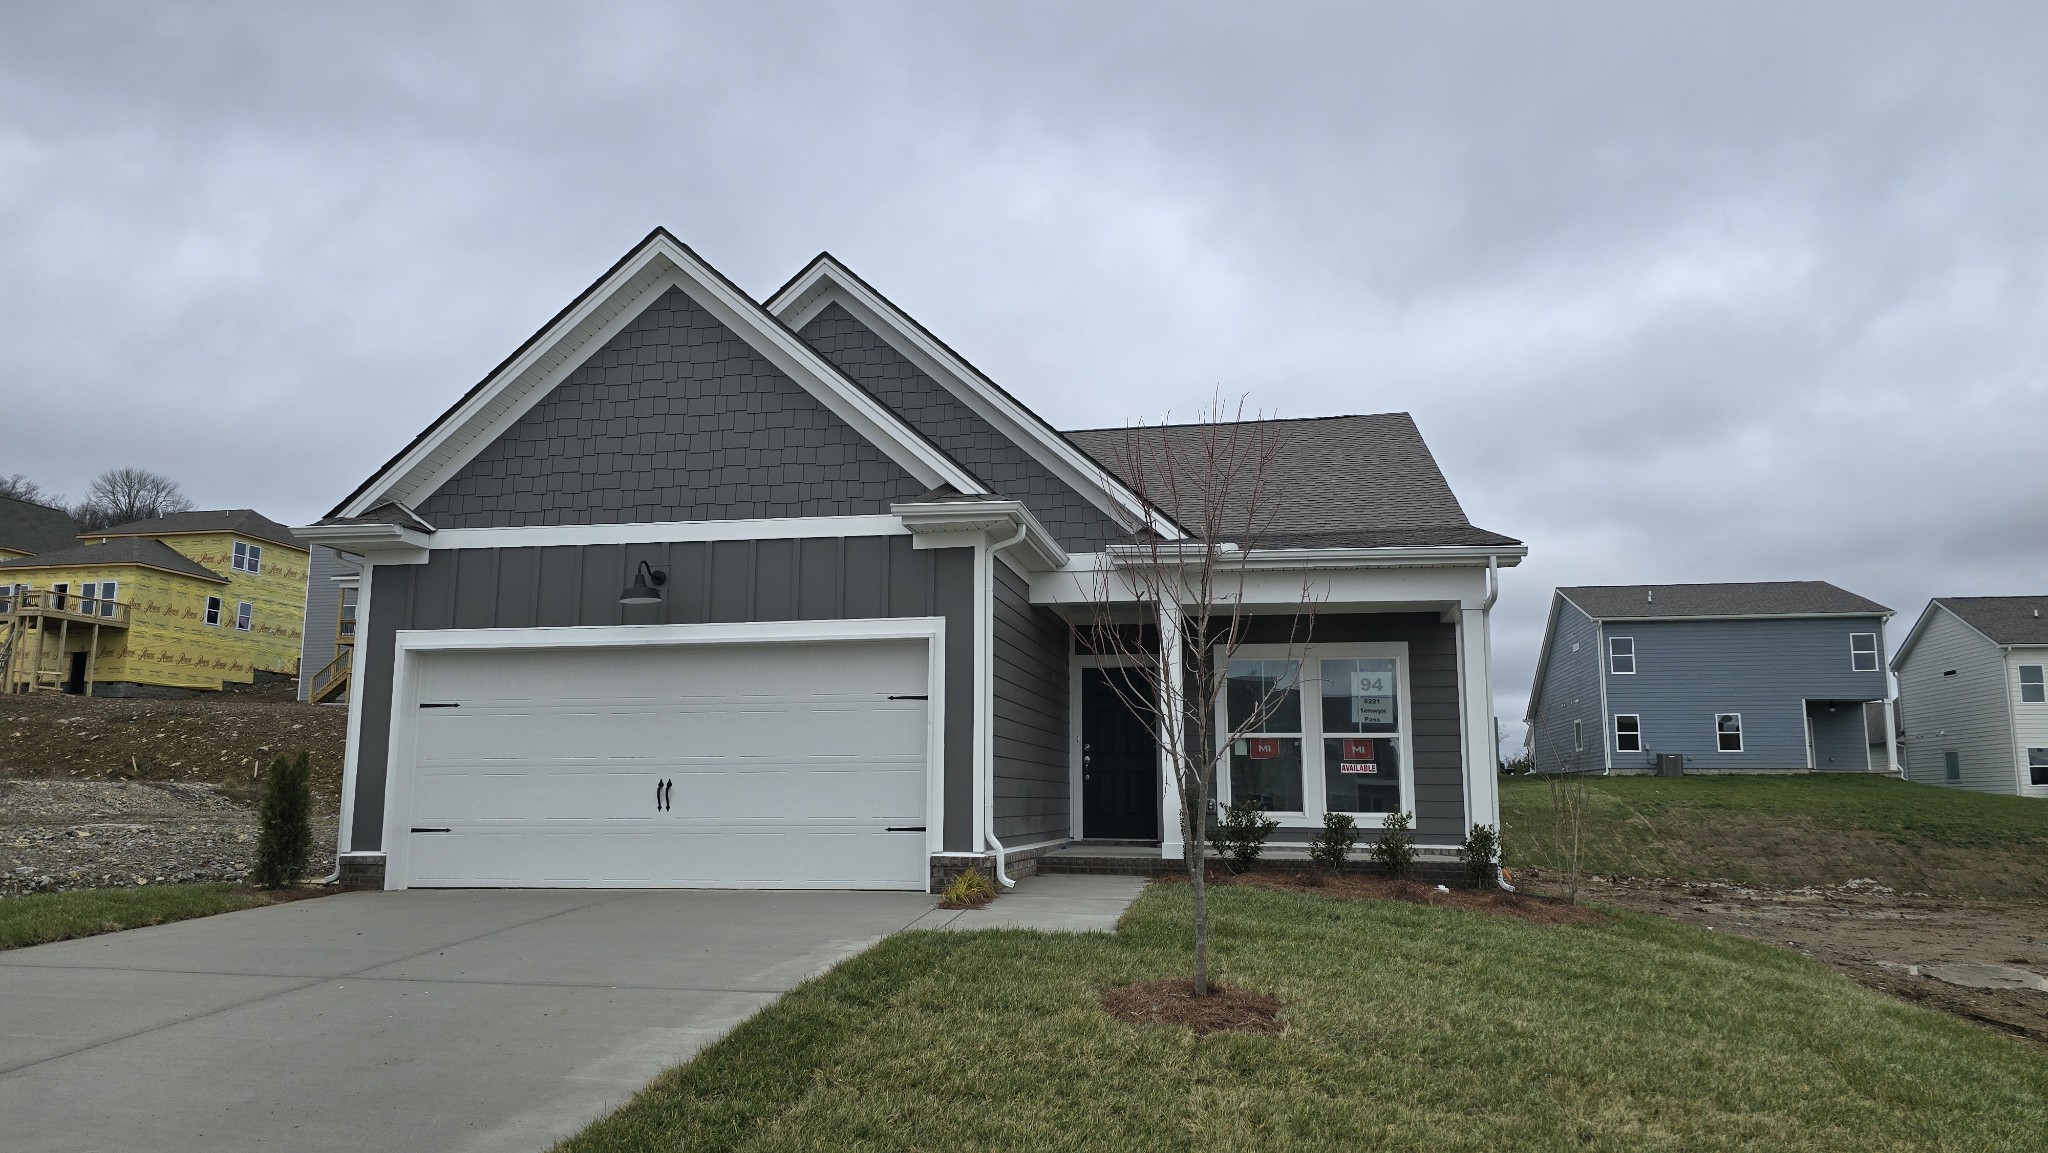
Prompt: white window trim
<box><xmin>1210</xmin><ymin>641</ymin><xmax>1415</xmax><ymax>829</ymax></box>
<box><xmin>1608</xmin><ymin>635</ymin><xmax>1635</xmax><ymax>675</ymax></box>
<box><xmin>1849</xmin><ymin>632</ymin><xmax>1880</xmax><ymax>673</ymax></box>
<box><xmin>378</xmin><ymin>616</ymin><xmax>949</xmax><ymax>890</ymax></box>
<box><xmin>233</xmin><ymin>540</ymin><xmax>264</xmax><ymax>574</ymax></box>
<box><xmin>1715</xmin><ymin>712</ymin><xmax>1744</xmax><ymax>753</ymax></box>
<box><xmin>235</xmin><ymin>601</ymin><xmax>253</xmax><ymax>632</ymax></box>
<box><xmin>205</xmin><ymin>596</ymin><xmax>223</xmax><ymax>627</ymax></box>
<box><xmin>2018</xmin><ymin>664</ymin><xmax>2045</xmax><ymax>704</ymax></box>
<box><xmin>1613</xmin><ymin>714</ymin><xmax>1642</xmax><ymax>753</ymax></box>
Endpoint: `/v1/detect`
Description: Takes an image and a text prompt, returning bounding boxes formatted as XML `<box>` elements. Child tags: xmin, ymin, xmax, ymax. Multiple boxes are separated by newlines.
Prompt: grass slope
<box><xmin>1501</xmin><ymin>774</ymin><xmax>2048</xmax><ymax>899</ymax></box>
<box><xmin>0</xmin><ymin>883</ymin><xmax>287</xmax><ymax>949</ymax></box>
<box><xmin>558</xmin><ymin>883</ymin><xmax>2048</xmax><ymax>1152</ymax></box>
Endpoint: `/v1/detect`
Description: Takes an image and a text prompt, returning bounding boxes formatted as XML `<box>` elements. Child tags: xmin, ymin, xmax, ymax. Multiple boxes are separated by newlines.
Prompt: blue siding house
<box><xmin>1526</xmin><ymin>582</ymin><xmax>1895</xmax><ymax>774</ymax></box>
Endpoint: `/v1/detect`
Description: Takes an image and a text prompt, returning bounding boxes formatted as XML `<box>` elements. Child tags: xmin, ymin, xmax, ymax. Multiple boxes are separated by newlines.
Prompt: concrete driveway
<box><xmin>0</xmin><ymin>888</ymin><xmax>934</xmax><ymax>1152</ymax></box>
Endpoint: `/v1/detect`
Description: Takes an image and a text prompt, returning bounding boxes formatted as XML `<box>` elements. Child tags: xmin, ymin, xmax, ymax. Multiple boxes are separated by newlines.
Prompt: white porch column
<box><xmin>335</xmin><ymin>562</ymin><xmax>374</xmax><ymax>859</ymax></box>
<box><xmin>1158</xmin><ymin>599</ymin><xmax>1186</xmax><ymax>861</ymax></box>
<box><xmin>1883</xmin><ymin>697</ymin><xmax>1901</xmax><ymax>774</ymax></box>
<box><xmin>1458</xmin><ymin>605</ymin><xmax>1500</xmax><ymax>833</ymax></box>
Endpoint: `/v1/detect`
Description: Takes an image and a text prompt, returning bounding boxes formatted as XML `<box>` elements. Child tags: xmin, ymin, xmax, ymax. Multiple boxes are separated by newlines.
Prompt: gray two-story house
<box><xmin>1526</xmin><ymin>582</ymin><xmax>1895</xmax><ymax>774</ymax></box>
<box><xmin>1892</xmin><ymin>596</ymin><xmax>2048</xmax><ymax>798</ymax></box>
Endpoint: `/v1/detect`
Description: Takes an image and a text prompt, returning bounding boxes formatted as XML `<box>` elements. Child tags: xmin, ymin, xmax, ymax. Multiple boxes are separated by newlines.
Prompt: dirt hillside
<box><xmin>0</xmin><ymin>690</ymin><xmax>347</xmax><ymax>798</ymax></box>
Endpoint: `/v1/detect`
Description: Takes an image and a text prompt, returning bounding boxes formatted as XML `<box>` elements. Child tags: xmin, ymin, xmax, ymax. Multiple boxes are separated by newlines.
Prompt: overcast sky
<box><xmin>3</xmin><ymin>2</ymin><xmax>2044</xmax><ymax>740</ymax></box>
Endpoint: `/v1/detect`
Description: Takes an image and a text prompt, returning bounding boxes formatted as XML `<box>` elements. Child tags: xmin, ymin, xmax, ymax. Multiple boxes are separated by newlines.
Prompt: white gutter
<box><xmin>981</xmin><ymin>519</ymin><xmax>1032</xmax><ymax>890</ymax></box>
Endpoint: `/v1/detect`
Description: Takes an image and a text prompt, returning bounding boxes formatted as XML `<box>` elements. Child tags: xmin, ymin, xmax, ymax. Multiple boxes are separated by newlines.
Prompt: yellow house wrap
<box><xmin>0</xmin><ymin>510</ymin><xmax>307</xmax><ymax>694</ymax></box>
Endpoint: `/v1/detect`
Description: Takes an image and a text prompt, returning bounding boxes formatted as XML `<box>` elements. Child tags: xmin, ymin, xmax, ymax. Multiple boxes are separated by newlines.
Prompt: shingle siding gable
<box><xmin>416</xmin><ymin>287</ymin><xmax>925</xmax><ymax>528</ymax></box>
<box><xmin>797</xmin><ymin>303</ymin><xmax>1127</xmax><ymax>551</ymax></box>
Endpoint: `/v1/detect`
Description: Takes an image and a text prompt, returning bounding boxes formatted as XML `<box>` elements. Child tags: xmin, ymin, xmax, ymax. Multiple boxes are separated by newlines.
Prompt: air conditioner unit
<box><xmin>1655</xmin><ymin>752</ymin><xmax>1685</xmax><ymax>777</ymax></box>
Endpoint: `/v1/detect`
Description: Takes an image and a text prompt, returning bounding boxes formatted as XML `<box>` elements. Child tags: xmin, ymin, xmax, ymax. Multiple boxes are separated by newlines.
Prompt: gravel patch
<box><xmin>0</xmin><ymin>779</ymin><xmax>339</xmax><ymax>895</ymax></box>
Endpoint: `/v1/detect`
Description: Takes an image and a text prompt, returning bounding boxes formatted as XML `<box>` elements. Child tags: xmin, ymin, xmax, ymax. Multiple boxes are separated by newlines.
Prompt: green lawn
<box><xmin>0</xmin><ymin>883</ymin><xmax>293</xmax><ymax>950</ymax></box>
<box><xmin>557</xmin><ymin>882</ymin><xmax>2048</xmax><ymax>1153</ymax></box>
<box><xmin>1501</xmin><ymin>773</ymin><xmax>2048</xmax><ymax>899</ymax></box>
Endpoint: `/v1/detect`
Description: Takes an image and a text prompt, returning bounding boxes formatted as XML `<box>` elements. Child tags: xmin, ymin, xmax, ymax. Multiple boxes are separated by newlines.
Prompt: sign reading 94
<box><xmin>1350</xmin><ymin>664</ymin><xmax>1396</xmax><ymax>727</ymax></box>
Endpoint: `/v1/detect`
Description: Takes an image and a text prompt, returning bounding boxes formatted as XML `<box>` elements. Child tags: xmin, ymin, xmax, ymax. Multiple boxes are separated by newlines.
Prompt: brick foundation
<box><xmin>336</xmin><ymin>853</ymin><xmax>385</xmax><ymax>889</ymax></box>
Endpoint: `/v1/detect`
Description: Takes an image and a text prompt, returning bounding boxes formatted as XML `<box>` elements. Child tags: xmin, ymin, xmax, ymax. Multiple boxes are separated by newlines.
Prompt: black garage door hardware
<box><xmin>410</xmin><ymin>827</ymin><xmax>452</xmax><ymax>833</ymax></box>
<box><xmin>886</xmin><ymin>694</ymin><xmax>928</xmax><ymax>701</ymax></box>
<box><xmin>885</xmin><ymin>826</ymin><xmax>927</xmax><ymax>833</ymax></box>
<box><xmin>419</xmin><ymin>702</ymin><xmax>461</xmax><ymax>709</ymax></box>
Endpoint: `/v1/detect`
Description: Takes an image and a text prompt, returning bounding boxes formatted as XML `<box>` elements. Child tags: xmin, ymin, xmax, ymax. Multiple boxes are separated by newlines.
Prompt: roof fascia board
<box><xmin>85</xmin><ymin>527</ymin><xmax>307</xmax><ymax>551</ymax></box>
<box><xmin>341</xmin><ymin>235</ymin><xmax>984</xmax><ymax>520</ymax></box>
<box><xmin>767</xmin><ymin>257</ymin><xmax>1180</xmax><ymax>539</ymax></box>
<box><xmin>1103</xmin><ymin>542</ymin><xmax>1526</xmax><ymax>572</ymax></box>
<box><xmin>1587</xmin><ymin>610</ymin><xmax>1892</xmax><ymax>624</ymax></box>
<box><xmin>294</xmin><ymin>522</ymin><xmax>432</xmax><ymax>565</ymax></box>
<box><xmin>0</xmin><ymin>559</ymin><xmax>228</xmax><ymax>584</ymax></box>
<box><xmin>890</xmin><ymin>498</ymin><xmax>1069</xmax><ymax>572</ymax></box>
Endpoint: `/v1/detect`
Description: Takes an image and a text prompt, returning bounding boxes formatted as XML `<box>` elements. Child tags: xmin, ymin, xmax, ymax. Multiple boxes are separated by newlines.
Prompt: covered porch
<box><xmin>0</xmin><ymin>587</ymin><xmax>131</xmax><ymax>695</ymax></box>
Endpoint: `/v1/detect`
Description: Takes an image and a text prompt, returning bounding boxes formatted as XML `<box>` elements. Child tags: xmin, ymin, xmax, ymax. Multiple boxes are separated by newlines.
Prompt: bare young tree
<box><xmin>1083</xmin><ymin>396</ymin><xmax>1318</xmax><ymax>996</ymax></box>
<box><xmin>72</xmin><ymin>467</ymin><xmax>195</xmax><ymax>531</ymax></box>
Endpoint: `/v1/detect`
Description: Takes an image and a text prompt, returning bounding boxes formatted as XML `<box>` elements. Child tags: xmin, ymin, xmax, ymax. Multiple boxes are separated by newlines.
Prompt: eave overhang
<box><xmin>890</xmin><ymin>499</ymin><xmax>1069</xmax><ymax>573</ymax></box>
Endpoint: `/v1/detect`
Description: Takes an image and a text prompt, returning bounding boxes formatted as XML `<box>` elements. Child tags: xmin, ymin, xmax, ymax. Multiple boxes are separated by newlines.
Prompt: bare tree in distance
<box><xmin>1082</xmin><ymin>396</ymin><xmax>1320</xmax><ymax>997</ymax></box>
<box><xmin>72</xmin><ymin>467</ymin><xmax>196</xmax><ymax>531</ymax></box>
<box><xmin>0</xmin><ymin>473</ymin><xmax>59</xmax><ymax>506</ymax></box>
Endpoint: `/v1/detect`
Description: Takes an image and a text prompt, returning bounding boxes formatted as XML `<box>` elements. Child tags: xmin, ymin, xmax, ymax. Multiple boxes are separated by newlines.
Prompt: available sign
<box><xmin>1338</xmin><ymin>762</ymin><xmax>1379</xmax><ymax>775</ymax></box>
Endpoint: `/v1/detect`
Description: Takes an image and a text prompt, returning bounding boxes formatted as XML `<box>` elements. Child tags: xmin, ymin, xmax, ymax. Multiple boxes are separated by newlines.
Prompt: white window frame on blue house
<box><xmin>1850</xmin><ymin>632</ymin><xmax>1880</xmax><ymax>673</ymax></box>
<box><xmin>1608</xmin><ymin>636</ymin><xmax>1635</xmax><ymax>675</ymax></box>
<box><xmin>1715</xmin><ymin>713</ymin><xmax>1743</xmax><ymax>753</ymax></box>
<box><xmin>1613</xmin><ymin>714</ymin><xmax>1642</xmax><ymax>753</ymax></box>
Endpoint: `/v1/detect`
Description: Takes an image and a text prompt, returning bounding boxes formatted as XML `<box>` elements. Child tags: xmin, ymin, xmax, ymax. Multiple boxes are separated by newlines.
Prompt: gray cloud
<box><xmin>3</xmin><ymin>2</ymin><xmax>2044</xmax><ymax>742</ymax></box>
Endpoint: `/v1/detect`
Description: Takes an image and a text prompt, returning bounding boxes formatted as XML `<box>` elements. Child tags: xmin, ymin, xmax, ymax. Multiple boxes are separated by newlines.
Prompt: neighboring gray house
<box><xmin>1526</xmin><ymin>582</ymin><xmax>1895</xmax><ymax>774</ymax></box>
<box><xmin>296</xmin><ymin>546</ymin><xmax>361</xmax><ymax>702</ymax></box>
<box><xmin>299</xmin><ymin>229</ymin><xmax>1524</xmax><ymax>892</ymax></box>
<box><xmin>1892</xmin><ymin>597</ymin><xmax>2048</xmax><ymax>798</ymax></box>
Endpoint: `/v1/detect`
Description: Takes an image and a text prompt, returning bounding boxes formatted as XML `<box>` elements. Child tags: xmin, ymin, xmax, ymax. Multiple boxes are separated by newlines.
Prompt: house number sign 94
<box><xmin>1351</xmin><ymin>668</ymin><xmax>1394</xmax><ymax>726</ymax></box>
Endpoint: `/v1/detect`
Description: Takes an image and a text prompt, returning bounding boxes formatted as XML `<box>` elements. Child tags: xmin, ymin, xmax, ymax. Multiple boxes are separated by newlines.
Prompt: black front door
<box><xmin>1081</xmin><ymin>667</ymin><xmax>1158</xmax><ymax>840</ymax></box>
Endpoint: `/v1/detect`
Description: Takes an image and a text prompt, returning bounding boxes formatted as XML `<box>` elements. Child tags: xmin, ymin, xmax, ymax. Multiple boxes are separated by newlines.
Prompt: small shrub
<box><xmin>1308</xmin><ymin>812</ymin><xmax>1357</xmax><ymax>875</ymax></box>
<box><xmin>1463</xmin><ymin>823</ymin><xmax>1501</xmax><ymax>888</ymax></box>
<box><xmin>939</xmin><ymin>867</ymin><xmax>996</xmax><ymax>909</ymax></box>
<box><xmin>251</xmin><ymin>751</ymin><xmax>314</xmax><ymax>890</ymax></box>
<box><xmin>1209</xmin><ymin>797</ymin><xmax>1279</xmax><ymax>874</ymax></box>
<box><xmin>1369</xmin><ymin>810</ymin><xmax>1415</xmax><ymax>878</ymax></box>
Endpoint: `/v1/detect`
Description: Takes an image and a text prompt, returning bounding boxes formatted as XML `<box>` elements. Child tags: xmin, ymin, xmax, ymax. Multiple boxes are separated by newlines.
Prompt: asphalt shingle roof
<box><xmin>1559</xmin><ymin>581</ymin><xmax>1891</xmax><ymax>620</ymax></box>
<box><xmin>0</xmin><ymin>536</ymin><xmax>229</xmax><ymax>583</ymax></box>
<box><xmin>1062</xmin><ymin>413</ymin><xmax>1520</xmax><ymax>549</ymax></box>
<box><xmin>0</xmin><ymin>496</ymin><xmax>80</xmax><ymax>556</ymax></box>
<box><xmin>1934</xmin><ymin>596</ymin><xmax>2048</xmax><ymax>645</ymax></box>
<box><xmin>92</xmin><ymin>509</ymin><xmax>303</xmax><ymax>551</ymax></box>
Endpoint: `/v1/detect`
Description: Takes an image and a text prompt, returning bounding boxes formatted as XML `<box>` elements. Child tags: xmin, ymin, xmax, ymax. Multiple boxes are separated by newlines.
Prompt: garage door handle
<box><xmin>887</xmin><ymin>694</ymin><xmax>928</xmax><ymax>701</ymax></box>
<box><xmin>656</xmin><ymin>779</ymin><xmax>673</xmax><ymax>812</ymax></box>
<box><xmin>885</xmin><ymin>826</ymin><xmax>926</xmax><ymax>833</ymax></box>
<box><xmin>411</xmin><ymin>827</ymin><xmax>451</xmax><ymax>833</ymax></box>
<box><xmin>419</xmin><ymin>702</ymin><xmax>460</xmax><ymax>709</ymax></box>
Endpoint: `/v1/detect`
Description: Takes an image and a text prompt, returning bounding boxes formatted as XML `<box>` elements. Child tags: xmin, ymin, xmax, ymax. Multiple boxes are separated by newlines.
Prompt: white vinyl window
<box><xmin>2029</xmin><ymin>748</ymin><xmax>2048</xmax><ymax>787</ymax></box>
<box><xmin>0</xmin><ymin>583</ymin><xmax>13</xmax><ymax>612</ymax></box>
<box><xmin>1216</xmin><ymin>643</ymin><xmax>1412</xmax><ymax>824</ymax></box>
<box><xmin>77</xmin><ymin>581</ymin><xmax>118</xmax><ymax>618</ymax></box>
<box><xmin>1716</xmin><ymin>713</ymin><xmax>1743</xmax><ymax>753</ymax></box>
<box><xmin>205</xmin><ymin>596</ymin><xmax>223</xmax><ymax>626</ymax></box>
<box><xmin>232</xmin><ymin>541</ymin><xmax>263</xmax><ymax>574</ymax></box>
<box><xmin>1614</xmin><ymin>714</ymin><xmax>1642</xmax><ymax>753</ymax></box>
<box><xmin>235</xmin><ymin>601</ymin><xmax>253</xmax><ymax>631</ymax></box>
<box><xmin>1850</xmin><ymin>633</ymin><xmax>1880</xmax><ymax>673</ymax></box>
<box><xmin>1574</xmin><ymin>719</ymin><xmax>1585</xmax><ymax>752</ymax></box>
<box><xmin>1608</xmin><ymin>636</ymin><xmax>1635</xmax><ymax>675</ymax></box>
<box><xmin>2019</xmin><ymin>665</ymin><xmax>2044</xmax><ymax>704</ymax></box>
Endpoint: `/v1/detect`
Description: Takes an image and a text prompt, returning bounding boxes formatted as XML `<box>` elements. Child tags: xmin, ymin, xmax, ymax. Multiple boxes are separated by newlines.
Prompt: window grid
<box><xmin>235</xmin><ymin>602</ymin><xmax>253</xmax><ymax>632</ymax></box>
<box><xmin>1715</xmin><ymin>713</ymin><xmax>1743</xmax><ymax>753</ymax></box>
<box><xmin>205</xmin><ymin>596</ymin><xmax>222</xmax><ymax>627</ymax></box>
<box><xmin>1613</xmin><ymin>714</ymin><xmax>1642</xmax><ymax>753</ymax></box>
<box><xmin>2020</xmin><ymin>665</ymin><xmax>2045</xmax><ymax>704</ymax></box>
<box><xmin>1608</xmin><ymin>636</ymin><xmax>1635</xmax><ymax>675</ymax></box>
<box><xmin>232</xmin><ymin>541</ymin><xmax>264</xmax><ymax>574</ymax></box>
<box><xmin>1850</xmin><ymin>632</ymin><xmax>1880</xmax><ymax>673</ymax></box>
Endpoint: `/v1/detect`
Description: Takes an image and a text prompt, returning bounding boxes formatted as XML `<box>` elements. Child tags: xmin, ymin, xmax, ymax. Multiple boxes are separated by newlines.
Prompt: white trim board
<box><xmin>377</xmin><ymin>616</ymin><xmax>950</xmax><ymax>890</ymax></box>
<box><xmin>339</xmin><ymin>233</ymin><xmax>986</xmax><ymax>521</ymax></box>
<box><xmin>427</xmin><ymin>514</ymin><xmax>910</xmax><ymax>550</ymax></box>
<box><xmin>765</xmin><ymin>254</ymin><xmax>1176</xmax><ymax>540</ymax></box>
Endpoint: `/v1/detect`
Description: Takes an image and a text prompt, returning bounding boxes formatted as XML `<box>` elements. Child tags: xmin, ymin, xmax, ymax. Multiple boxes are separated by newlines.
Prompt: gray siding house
<box><xmin>1892</xmin><ymin>597</ymin><xmax>2048</xmax><ymax>798</ymax></box>
<box><xmin>300</xmin><ymin>229</ymin><xmax>1524</xmax><ymax>892</ymax></box>
<box><xmin>1526</xmin><ymin>582</ymin><xmax>1894</xmax><ymax>774</ymax></box>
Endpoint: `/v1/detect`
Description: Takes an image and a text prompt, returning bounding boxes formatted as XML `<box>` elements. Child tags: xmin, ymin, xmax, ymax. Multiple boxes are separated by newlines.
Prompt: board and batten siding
<box><xmin>348</xmin><ymin>535</ymin><xmax>978</xmax><ymax>854</ymax></box>
<box><xmin>1241</xmin><ymin>613</ymin><xmax>1468</xmax><ymax>842</ymax></box>
<box><xmin>297</xmin><ymin>546</ymin><xmax>359</xmax><ymax>702</ymax></box>
<box><xmin>2003</xmin><ymin>648</ymin><xmax>2048</xmax><ymax>797</ymax></box>
<box><xmin>992</xmin><ymin>559</ymin><xmax>1071</xmax><ymax>844</ymax></box>
<box><xmin>1530</xmin><ymin>598</ymin><xmax>1603</xmax><ymax>774</ymax></box>
<box><xmin>1600</xmin><ymin>616</ymin><xmax>1889</xmax><ymax>769</ymax></box>
<box><xmin>1896</xmin><ymin>606</ymin><xmax>2013</xmax><ymax>793</ymax></box>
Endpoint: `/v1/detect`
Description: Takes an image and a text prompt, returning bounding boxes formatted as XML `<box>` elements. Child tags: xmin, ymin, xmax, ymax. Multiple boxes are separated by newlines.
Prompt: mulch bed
<box><xmin>1101</xmin><ymin>977</ymin><xmax>1285</xmax><ymax>1035</ymax></box>
<box><xmin>1200</xmin><ymin>867</ymin><xmax>1606</xmax><ymax>926</ymax></box>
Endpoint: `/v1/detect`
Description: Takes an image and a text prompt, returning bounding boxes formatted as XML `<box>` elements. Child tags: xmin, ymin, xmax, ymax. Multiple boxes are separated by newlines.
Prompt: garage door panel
<box><xmin>397</xmin><ymin>635</ymin><xmax>934</xmax><ymax>890</ymax></box>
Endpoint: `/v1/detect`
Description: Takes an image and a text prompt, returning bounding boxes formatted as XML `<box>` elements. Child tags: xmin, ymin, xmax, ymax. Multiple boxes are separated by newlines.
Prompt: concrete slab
<box><xmin>911</xmin><ymin>873</ymin><xmax>1151</xmax><ymax>933</ymax></box>
<box><xmin>1922</xmin><ymin>962</ymin><xmax>2048</xmax><ymax>992</ymax></box>
<box><xmin>0</xmin><ymin>888</ymin><xmax>935</xmax><ymax>1153</ymax></box>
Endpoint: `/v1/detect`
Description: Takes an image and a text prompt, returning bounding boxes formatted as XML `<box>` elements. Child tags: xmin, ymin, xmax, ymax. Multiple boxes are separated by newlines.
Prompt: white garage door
<box><xmin>393</xmin><ymin>637</ymin><xmax>931</xmax><ymax>890</ymax></box>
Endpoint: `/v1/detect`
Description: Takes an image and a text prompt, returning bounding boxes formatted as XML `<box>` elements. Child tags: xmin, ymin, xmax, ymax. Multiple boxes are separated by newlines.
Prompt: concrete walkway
<box><xmin>0</xmin><ymin>889</ymin><xmax>931</xmax><ymax>1153</ymax></box>
<box><xmin>907</xmin><ymin>872</ymin><xmax>1151</xmax><ymax>932</ymax></box>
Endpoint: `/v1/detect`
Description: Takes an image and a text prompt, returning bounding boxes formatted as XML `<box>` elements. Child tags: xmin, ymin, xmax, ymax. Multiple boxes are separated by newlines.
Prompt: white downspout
<box><xmin>981</xmin><ymin>518</ymin><xmax>1032</xmax><ymax>889</ymax></box>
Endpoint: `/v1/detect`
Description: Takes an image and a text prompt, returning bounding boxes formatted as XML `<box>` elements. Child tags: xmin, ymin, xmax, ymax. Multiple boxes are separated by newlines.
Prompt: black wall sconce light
<box><xmin>619</xmin><ymin>561</ymin><xmax>668</xmax><ymax>606</ymax></box>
